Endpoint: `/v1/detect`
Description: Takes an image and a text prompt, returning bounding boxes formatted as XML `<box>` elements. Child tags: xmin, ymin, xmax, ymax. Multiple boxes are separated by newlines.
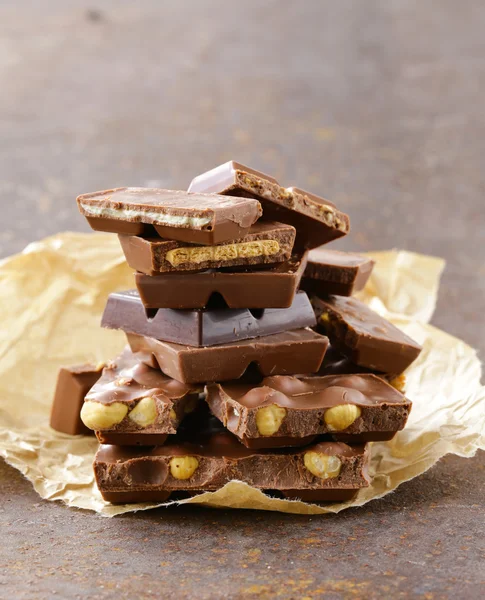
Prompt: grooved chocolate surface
<box><xmin>94</xmin><ymin>414</ymin><xmax>370</xmax><ymax>502</ymax></box>
<box><xmin>135</xmin><ymin>254</ymin><xmax>308</xmax><ymax>309</ymax></box>
<box><xmin>301</xmin><ymin>248</ymin><xmax>375</xmax><ymax>296</ymax></box>
<box><xmin>82</xmin><ymin>348</ymin><xmax>199</xmax><ymax>441</ymax></box>
<box><xmin>314</xmin><ymin>295</ymin><xmax>422</xmax><ymax>373</ymax></box>
<box><xmin>188</xmin><ymin>161</ymin><xmax>350</xmax><ymax>249</ymax></box>
<box><xmin>127</xmin><ymin>329</ymin><xmax>329</xmax><ymax>384</ymax></box>
<box><xmin>77</xmin><ymin>187</ymin><xmax>262</xmax><ymax>244</ymax></box>
<box><xmin>206</xmin><ymin>374</ymin><xmax>411</xmax><ymax>447</ymax></box>
<box><xmin>102</xmin><ymin>289</ymin><xmax>316</xmax><ymax>346</ymax></box>
<box><xmin>118</xmin><ymin>221</ymin><xmax>295</xmax><ymax>274</ymax></box>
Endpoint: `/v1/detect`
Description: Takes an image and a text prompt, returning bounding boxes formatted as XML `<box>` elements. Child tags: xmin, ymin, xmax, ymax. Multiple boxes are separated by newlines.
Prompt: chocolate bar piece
<box><xmin>102</xmin><ymin>290</ymin><xmax>316</xmax><ymax>347</ymax></box>
<box><xmin>79</xmin><ymin>348</ymin><xmax>199</xmax><ymax>445</ymax></box>
<box><xmin>135</xmin><ymin>254</ymin><xmax>308</xmax><ymax>309</ymax></box>
<box><xmin>313</xmin><ymin>296</ymin><xmax>422</xmax><ymax>373</ymax></box>
<box><xmin>50</xmin><ymin>363</ymin><xmax>103</xmax><ymax>435</ymax></box>
<box><xmin>119</xmin><ymin>221</ymin><xmax>295</xmax><ymax>275</ymax></box>
<box><xmin>315</xmin><ymin>345</ymin><xmax>407</xmax><ymax>392</ymax></box>
<box><xmin>206</xmin><ymin>373</ymin><xmax>411</xmax><ymax>448</ymax></box>
<box><xmin>94</xmin><ymin>415</ymin><xmax>370</xmax><ymax>503</ymax></box>
<box><xmin>77</xmin><ymin>187</ymin><xmax>262</xmax><ymax>245</ymax></box>
<box><xmin>188</xmin><ymin>161</ymin><xmax>350</xmax><ymax>249</ymax></box>
<box><xmin>127</xmin><ymin>329</ymin><xmax>329</xmax><ymax>384</ymax></box>
<box><xmin>301</xmin><ymin>248</ymin><xmax>375</xmax><ymax>296</ymax></box>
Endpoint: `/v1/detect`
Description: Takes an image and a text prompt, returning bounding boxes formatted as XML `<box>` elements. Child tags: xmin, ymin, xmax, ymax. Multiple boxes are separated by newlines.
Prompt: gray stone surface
<box><xmin>1</xmin><ymin>1</ymin><xmax>483</xmax><ymax>598</ymax></box>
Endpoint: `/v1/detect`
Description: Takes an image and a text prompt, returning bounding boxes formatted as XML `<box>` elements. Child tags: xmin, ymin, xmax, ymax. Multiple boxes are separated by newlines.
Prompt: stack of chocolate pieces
<box><xmin>50</xmin><ymin>161</ymin><xmax>422</xmax><ymax>505</ymax></box>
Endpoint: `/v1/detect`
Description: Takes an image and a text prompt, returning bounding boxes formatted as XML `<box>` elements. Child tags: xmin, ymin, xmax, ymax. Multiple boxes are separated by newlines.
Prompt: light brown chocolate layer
<box><xmin>77</xmin><ymin>187</ymin><xmax>262</xmax><ymax>245</ymax></box>
<box><xmin>119</xmin><ymin>221</ymin><xmax>295</xmax><ymax>275</ymax></box>
<box><xmin>188</xmin><ymin>161</ymin><xmax>350</xmax><ymax>249</ymax></box>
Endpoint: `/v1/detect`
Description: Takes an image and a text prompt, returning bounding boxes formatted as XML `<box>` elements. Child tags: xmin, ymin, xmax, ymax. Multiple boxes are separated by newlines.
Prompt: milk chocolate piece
<box><xmin>313</xmin><ymin>296</ymin><xmax>422</xmax><ymax>373</ymax></box>
<box><xmin>80</xmin><ymin>348</ymin><xmax>199</xmax><ymax>445</ymax></box>
<box><xmin>50</xmin><ymin>364</ymin><xmax>103</xmax><ymax>435</ymax></box>
<box><xmin>119</xmin><ymin>221</ymin><xmax>295</xmax><ymax>275</ymax></box>
<box><xmin>77</xmin><ymin>187</ymin><xmax>262</xmax><ymax>245</ymax></box>
<box><xmin>102</xmin><ymin>290</ymin><xmax>316</xmax><ymax>347</ymax></box>
<box><xmin>135</xmin><ymin>254</ymin><xmax>307</xmax><ymax>309</ymax></box>
<box><xmin>127</xmin><ymin>329</ymin><xmax>329</xmax><ymax>384</ymax></box>
<box><xmin>188</xmin><ymin>161</ymin><xmax>350</xmax><ymax>249</ymax></box>
<box><xmin>94</xmin><ymin>416</ymin><xmax>370</xmax><ymax>503</ymax></box>
<box><xmin>315</xmin><ymin>345</ymin><xmax>407</xmax><ymax>392</ymax></box>
<box><xmin>206</xmin><ymin>374</ymin><xmax>411</xmax><ymax>448</ymax></box>
<box><xmin>301</xmin><ymin>248</ymin><xmax>375</xmax><ymax>296</ymax></box>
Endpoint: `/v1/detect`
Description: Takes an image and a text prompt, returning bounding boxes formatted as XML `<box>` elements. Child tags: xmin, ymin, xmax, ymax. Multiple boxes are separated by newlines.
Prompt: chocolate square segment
<box><xmin>94</xmin><ymin>414</ymin><xmax>370</xmax><ymax>504</ymax></box>
<box><xmin>188</xmin><ymin>161</ymin><xmax>350</xmax><ymax>249</ymax></box>
<box><xmin>118</xmin><ymin>221</ymin><xmax>295</xmax><ymax>275</ymax></box>
<box><xmin>50</xmin><ymin>364</ymin><xmax>103</xmax><ymax>435</ymax></box>
<box><xmin>301</xmin><ymin>248</ymin><xmax>375</xmax><ymax>296</ymax></box>
<box><xmin>79</xmin><ymin>348</ymin><xmax>200</xmax><ymax>445</ymax></box>
<box><xmin>206</xmin><ymin>374</ymin><xmax>412</xmax><ymax>448</ymax></box>
<box><xmin>135</xmin><ymin>254</ymin><xmax>308</xmax><ymax>310</ymax></box>
<box><xmin>313</xmin><ymin>295</ymin><xmax>422</xmax><ymax>373</ymax></box>
<box><xmin>127</xmin><ymin>329</ymin><xmax>329</xmax><ymax>384</ymax></box>
<box><xmin>102</xmin><ymin>289</ymin><xmax>316</xmax><ymax>347</ymax></box>
<box><xmin>77</xmin><ymin>187</ymin><xmax>262</xmax><ymax>245</ymax></box>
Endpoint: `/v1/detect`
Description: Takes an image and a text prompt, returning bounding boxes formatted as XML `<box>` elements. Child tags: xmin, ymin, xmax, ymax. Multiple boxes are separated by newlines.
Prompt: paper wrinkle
<box><xmin>0</xmin><ymin>233</ymin><xmax>483</xmax><ymax>516</ymax></box>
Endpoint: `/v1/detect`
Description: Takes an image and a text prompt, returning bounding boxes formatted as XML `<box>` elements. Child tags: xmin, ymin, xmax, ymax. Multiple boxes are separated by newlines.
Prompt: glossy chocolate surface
<box><xmin>102</xmin><ymin>289</ymin><xmax>316</xmax><ymax>347</ymax></box>
<box><xmin>206</xmin><ymin>374</ymin><xmax>411</xmax><ymax>447</ymax></box>
<box><xmin>127</xmin><ymin>328</ymin><xmax>329</xmax><ymax>384</ymax></box>
<box><xmin>82</xmin><ymin>348</ymin><xmax>199</xmax><ymax>443</ymax></box>
<box><xmin>135</xmin><ymin>254</ymin><xmax>308</xmax><ymax>309</ymax></box>
<box><xmin>313</xmin><ymin>295</ymin><xmax>422</xmax><ymax>373</ymax></box>
<box><xmin>118</xmin><ymin>221</ymin><xmax>295</xmax><ymax>275</ymax></box>
<box><xmin>50</xmin><ymin>364</ymin><xmax>102</xmax><ymax>436</ymax></box>
<box><xmin>301</xmin><ymin>248</ymin><xmax>375</xmax><ymax>296</ymax></box>
<box><xmin>188</xmin><ymin>161</ymin><xmax>350</xmax><ymax>249</ymax></box>
<box><xmin>77</xmin><ymin>187</ymin><xmax>262</xmax><ymax>244</ymax></box>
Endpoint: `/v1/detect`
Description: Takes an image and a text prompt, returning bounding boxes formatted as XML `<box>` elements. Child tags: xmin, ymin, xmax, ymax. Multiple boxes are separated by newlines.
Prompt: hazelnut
<box><xmin>256</xmin><ymin>404</ymin><xmax>287</xmax><ymax>436</ymax></box>
<box><xmin>324</xmin><ymin>404</ymin><xmax>361</xmax><ymax>431</ymax></box>
<box><xmin>169</xmin><ymin>408</ymin><xmax>177</xmax><ymax>420</ymax></box>
<box><xmin>128</xmin><ymin>397</ymin><xmax>157</xmax><ymax>427</ymax></box>
<box><xmin>389</xmin><ymin>374</ymin><xmax>406</xmax><ymax>392</ymax></box>
<box><xmin>304</xmin><ymin>452</ymin><xmax>342</xmax><ymax>479</ymax></box>
<box><xmin>80</xmin><ymin>401</ymin><xmax>128</xmax><ymax>430</ymax></box>
<box><xmin>170</xmin><ymin>456</ymin><xmax>199</xmax><ymax>480</ymax></box>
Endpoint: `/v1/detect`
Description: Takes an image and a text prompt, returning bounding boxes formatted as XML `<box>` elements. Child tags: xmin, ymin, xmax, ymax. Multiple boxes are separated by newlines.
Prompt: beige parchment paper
<box><xmin>0</xmin><ymin>233</ymin><xmax>483</xmax><ymax>516</ymax></box>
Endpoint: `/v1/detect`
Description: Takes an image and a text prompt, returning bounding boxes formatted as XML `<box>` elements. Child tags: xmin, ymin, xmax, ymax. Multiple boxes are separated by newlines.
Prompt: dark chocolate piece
<box><xmin>135</xmin><ymin>254</ymin><xmax>308</xmax><ymax>310</ymax></box>
<box><xmin>127</xmin><ymin>329</ymin><xmax>329</xmax><ymax>384</ymax></box>
<box><xmin>79</xmin><ymin>348</ymin><xmax>199</xmax><ymax>444</ymax></box>
<box><xmin>206</xmin><ymin>374</ymin><xmax>411</xmax><ymax>448</ymax></box>
<box><xmin>188</xmin><ymin>161</ymin><xmax>350</xmax><ymax>249</ymax></box>
<box><xmin>77</xmin><ymin>187</ymin><xmax>262</xmax><ymax>245</ymax></box>
<box><xmin>94</xmin><ymin>415</ymin><xmax>370</xmax><ymax>503</ymax></box>
<box><xmin>313</xmin><ymin>296</ymin><xmax>422</xmax><ymax>373</ymax></box>
<box><xmin>102</xmin><ymin>289</ymin><xmax>316</xmax><ymax>347</ymax></box>
<box><xmin>301</xmin><ymin>248</ymin><xmax>375</xmax><ymax>296</ymax></box>
<box><xmin>118</xmin><ymin>221</ymin><xmax>295</xmax><ymax>275</ymax></box>
<box><xmin>50</xmin><ymin>363</ymin><xmax>103</xmax><ymax>435</ymax></box>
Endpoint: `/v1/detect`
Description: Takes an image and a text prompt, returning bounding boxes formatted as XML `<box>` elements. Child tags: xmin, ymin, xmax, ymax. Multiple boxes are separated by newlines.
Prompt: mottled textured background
<box><xmin>1</xmin><ymin>1</ymin><xmax>484</xmax><ymax>598</ymax></box>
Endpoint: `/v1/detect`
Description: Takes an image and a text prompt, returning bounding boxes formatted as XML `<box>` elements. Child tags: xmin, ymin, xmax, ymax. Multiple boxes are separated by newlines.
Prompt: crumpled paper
<box><xmin>0</xmin><ymin>233</ymin><xmax>483</xmax><ymax>516</ymax></box>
